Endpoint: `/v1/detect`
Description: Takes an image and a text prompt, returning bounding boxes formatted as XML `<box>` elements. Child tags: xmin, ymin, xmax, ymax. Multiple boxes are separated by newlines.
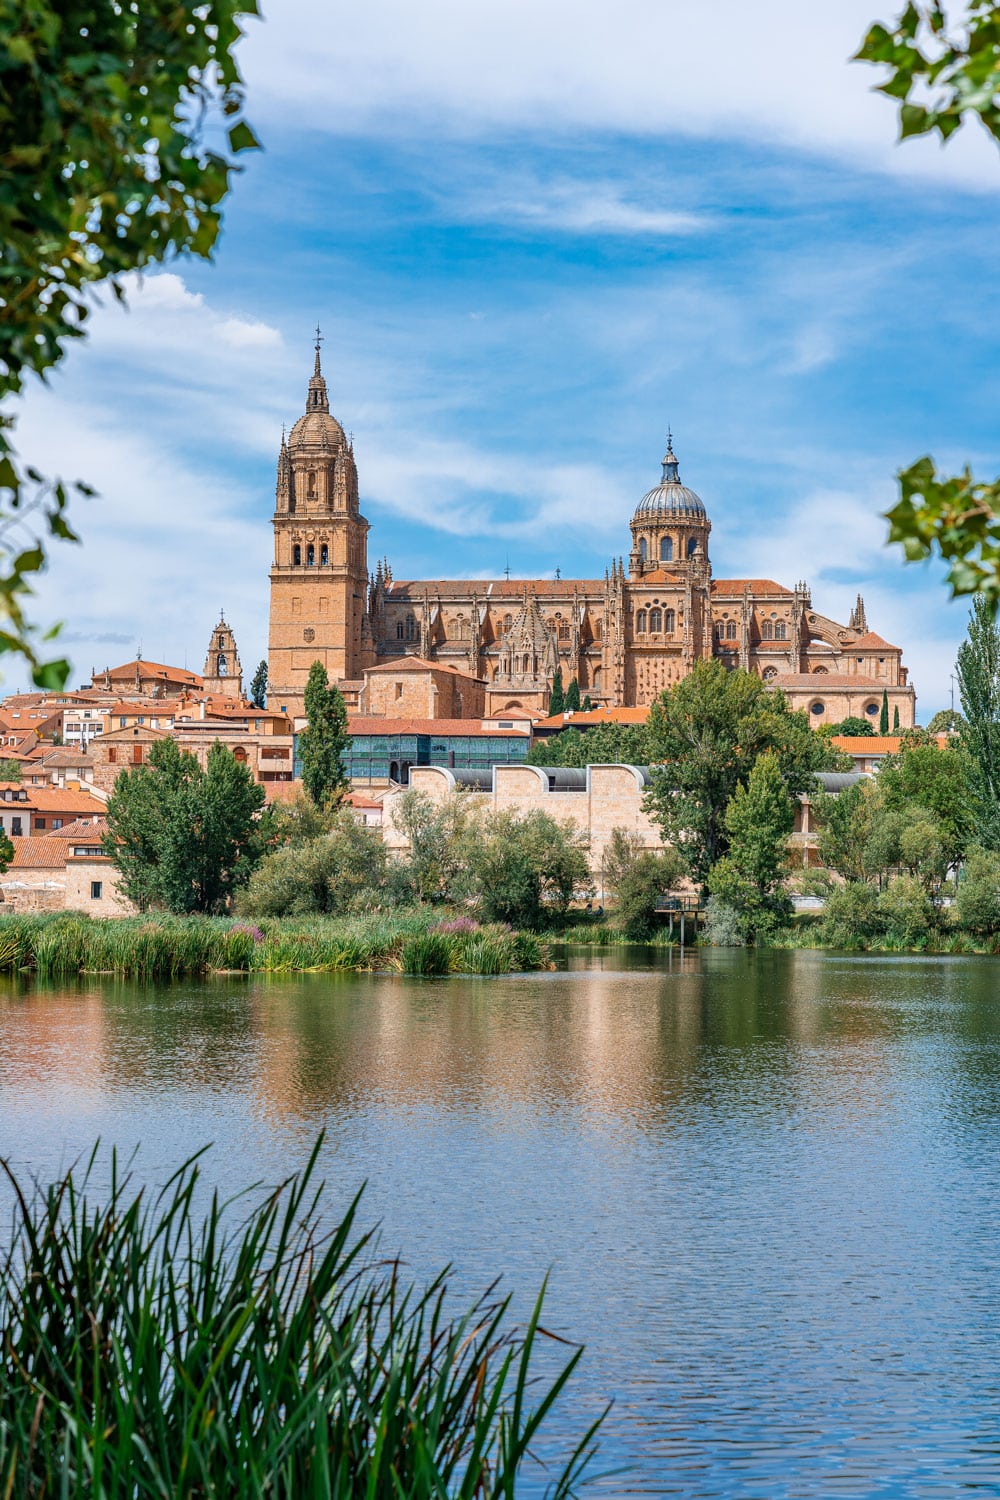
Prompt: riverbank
<box><xmin>0</xmin><ymin>911</ymin><xmax>548</xmax><ymax>979</ymax></box>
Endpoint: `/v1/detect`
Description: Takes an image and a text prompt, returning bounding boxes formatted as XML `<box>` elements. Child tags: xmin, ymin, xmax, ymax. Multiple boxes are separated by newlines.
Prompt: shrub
<box><xmin>468</xmin><ymin>810</ymin><xmax>592</xmax><ymax>930</ymax></box>
<box><xmin>398</xmin><ymin>929</ymin><xmax>454</xmax><ymax>976</ymax></box>
<box><xmin>876</xmin><ymin>875</ymin><xmax>937</xmax><ymax>948</ymax></box>
<box><xmin>0</xmin><ymin>1144</ymin><xmax>601</xmax><ymax>1494</ymax></box>
<box><xmin>702</xmin><ymin>896</ymin><xmax>744</xmax><ymax>946</ymax></box>
<box><xmin>239</xmin><ymin>811</ymin><xmax>390</xmax><ymax>918</ymax></box>
<box><xmin>820</xmin><ymin>881</ymin><xmax>881</xmax><ymax>950</ymax></box>
<box><xmin>955</xmin><ymin>847</ymin><xmax>1000</xmax><ymax>934</ymax></box>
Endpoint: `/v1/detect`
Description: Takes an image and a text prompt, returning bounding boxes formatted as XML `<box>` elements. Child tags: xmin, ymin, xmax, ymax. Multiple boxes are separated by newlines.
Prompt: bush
<box><xmin>468</xmin><ymin>810</ymin><xmax>592</xmax><ymax>930</ymax></box>
<box><xmin>0</xmin><ymin>1144</ymin><xmax>600</xmax><ymax>1494</ymax></box>
<box><xmin>876</xmin><ymin>875</ymin><xmax>937</xmax><ymax>948</ymax></box>
<box><xmin>702</xmin><ymin>896</ymin><xmax>745</xmax><ymax>946</ymax></box>
<box><xmin>602</xmin><ymin>828</ymin><xmax>685</xmax><ymax>940</ymax></box>
<box><xmin>955</xmin><ymin>847</ymin><xmax>1000</xmax><ymax>934</ymax></box>
<box><xmin>820</xmin><ymin>881</ymin><xmax>881</xmax><ymax>950</ymax></box>
<box><xmin>398</xmin><ymin>930</ymin><xmax>454</xmax><ymax>976</ymax></box>
<box><xmin>239</xmin><ymin>811</ymin><xmax>390</xmax><ymax>917</ymax></box>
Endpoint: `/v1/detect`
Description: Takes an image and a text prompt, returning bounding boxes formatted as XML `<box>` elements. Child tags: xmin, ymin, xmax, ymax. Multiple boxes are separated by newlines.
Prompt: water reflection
<box><xmin>1</xmin><ymin>950</ymin><xmax>999</xmax><ymax>1495</ymax></box>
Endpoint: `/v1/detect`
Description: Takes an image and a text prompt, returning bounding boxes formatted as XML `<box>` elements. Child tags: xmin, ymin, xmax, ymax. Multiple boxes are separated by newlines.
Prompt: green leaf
<box><xmin>227</xmin><ymin>120</ymin><xmax>260</xmax><ymax>153</ymax></box>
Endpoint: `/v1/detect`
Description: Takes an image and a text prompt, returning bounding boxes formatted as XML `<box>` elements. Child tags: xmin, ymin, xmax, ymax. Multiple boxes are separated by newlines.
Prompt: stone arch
<box><xmin>664</xmin><ymin>608</ymin><xmax>675</xmax><ymax>634</ymax></box>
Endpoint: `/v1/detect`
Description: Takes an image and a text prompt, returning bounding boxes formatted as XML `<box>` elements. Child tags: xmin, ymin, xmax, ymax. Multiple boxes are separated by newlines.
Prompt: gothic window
<box><xmin>763</xmin><ymin>667</ymin><xmax>778</xmax><ymax>681</ymax></box>
<box><xmin>306</xmin><ymin>544</ymin><xmax>315</xmax><ymax>567</ymax></box>
<box><xmin>404</xmin><ymin>614</ymin><xmax>417</xmax><ymax>642</ymax></box>
<box><xmin>687</xmin><ymin>537</ymin><xmax>698</xmax><ymax>557</ymax></box>
<box><xmin>664</xmin><ymin>609</ymin><xmax>675</xmax><ymax>634</ymax></box>
<box><xmin>447</xmin><ymin>619</ymin><xmax>459</xmax><ymax>640</ymax></box>
<box><xmin>460</xmin><ymin>619</ymin><xmax>471</xmax><ymax>641</ymax></box>
<box><xmin>762</xmin><ymin>620</ymin><xmax>773</xmax><ymax>640</ymax></box>
<box><xmin>293</xmin><ymin>545</ymin><xmax>301</xmax><ymax>567</ymax></box>
<box><xmin>639</xmin><ymin>537</ymin><xmax>648</xmax><ymax>563</ymax></box>
<box><xmin>649</xmin><ymin>608</ymin><xmax>662</xmax><ymax>633</ymax></box>
<box><xmin>726</xmin><ymin>621</ymin><xmax>736</xmax><ymax>640</ymax></box>
<box><xmin>503</xmin><ymin>614</ymin><xmax>512</xmax><ymax>633</ymax></box>
<box><xmin>559</xmin><ymin>621</ymin><xmax>570</xmax><ymax>641</ymax></box>
<box><xmin>217</xmin><ymin>654</ymin><xmax>228</xmax><ymax>676</ymax></box>
<box><xmin>595</xmin><ymin>619</ymin><xmax>602</xmax><ymax>640</ymax></box>
<box><xmin>775</xmin><ymin>621</ymin><xmax>787</xmax><ymax>641</ymax></box>
<box><xmin>715</xmin><ymin>622</ymin><xmax>724</xmax><ymax>640</ymax></box>
<box><xmin>593</xmin><ymin>669</ymin><xmax>602</xmax><ymax>692</ymax></box>
<box><xmin>660</xmin><ymin>536</ymin><xmax>673</xmax><ymax>563</ymax></box>
<box><xmin>320</xmin><ymin>543</ymin><xmax>329</xmax><ymax>566</ymax></box>
<box><xmin>636</xmin><ymin>610</ymin><xmax>647</xmax><ymax>634</ymax></box>
<box><xmin>396</xmin><ymin>621</ymin><xmax>404</xmax><ymax>640</ymax></box>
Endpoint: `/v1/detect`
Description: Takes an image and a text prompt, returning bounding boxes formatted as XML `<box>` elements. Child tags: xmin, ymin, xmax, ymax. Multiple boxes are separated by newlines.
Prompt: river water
<box><xmin>1</xmin><ymin>946</ymin><xmax>999</xmax><ymax>1497</ymax></box>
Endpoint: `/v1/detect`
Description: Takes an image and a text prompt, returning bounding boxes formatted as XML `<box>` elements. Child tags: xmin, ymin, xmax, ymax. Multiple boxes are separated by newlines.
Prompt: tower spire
<box><xmin>661</xmin><ymin>430</ymin><xmax>680</xmax><ymax>484</ymax></box>
<box><xmin>306</xmin><ymin>327</ymin><xmax>330</xmax><ymax>413</ymax></box>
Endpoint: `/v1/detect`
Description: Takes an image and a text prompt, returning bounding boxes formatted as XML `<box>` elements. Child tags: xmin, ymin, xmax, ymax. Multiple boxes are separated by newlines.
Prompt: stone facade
<box><xmin>267</xmin><ymin>355</ymin><xmax>917</xmax><ymax>725</ymax></box>
<box><xmin>202</xmin><ymin>614</ymin><xmax>243</xmax><ymax>699</ymax></box>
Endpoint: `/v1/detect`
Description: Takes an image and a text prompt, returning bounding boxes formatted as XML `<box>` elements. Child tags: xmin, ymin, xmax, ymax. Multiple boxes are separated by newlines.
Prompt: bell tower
<box><xmin>202</xmin><ymin>611</ymin><xmax>243</xmax><ymax>699</ymax></box>
<box><xmin>267</xmin><ymin>333</ymin><xmax>372</xmax><ymax>716</ymax></box>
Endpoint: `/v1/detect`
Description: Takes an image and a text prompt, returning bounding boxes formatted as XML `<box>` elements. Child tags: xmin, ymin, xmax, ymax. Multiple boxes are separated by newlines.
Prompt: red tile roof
<box><xmin>832</xmin><ymin>734</ymin><xmax>948</xmax><ymax>754</ymax></box>
<box><xmin>847</xmin><ymin>631</ymin><xmax>899</xmax><ymax>651</ymax></box>
<box><xmin>711</xmin><ymin>579</ymin><xmax>793</xmax><ymax>597</ymax></box>
<box><xmin>365</xmin><ymin>656</ymin><xmax>483</xmax><ymax>679</ymax></box>
<box><xmin>770</xmin><ymin>673</ymin><xmax>907</xmax><ymax>691</ymax></box>
<box><xmin>388</xmin><ymin>579</ymin><xmax>603</xmax><ymax>599</ymax></box>
<box><xmin>7</xmin><ymin>838</ymin><xmax>68</xmax><ymax>870</ymax></box>
<box><xmin>101</xmin><ymin>659</ymin><xmax>202</xmax><ymax>686</ymax></box>
<box><xmin>40</xmin><ymin>816</ymin><xmax>106</xmax><ymax>840</ymax></box>
<box><xmin>533</xmin><ymin>706</ymin><xmax>650</xmax><ymax>730</ymax></box>
<box><xmin>347</xmin><ymin>717</ymin><xmax>526</xmax><ymax>737</ymax></box>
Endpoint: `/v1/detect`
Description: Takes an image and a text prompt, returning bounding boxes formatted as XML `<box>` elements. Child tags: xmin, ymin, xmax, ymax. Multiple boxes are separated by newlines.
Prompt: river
<box><xmin>1</xmin><ymin>946</ymin><xmax>999</xmax><ymax>1497</ymax></box>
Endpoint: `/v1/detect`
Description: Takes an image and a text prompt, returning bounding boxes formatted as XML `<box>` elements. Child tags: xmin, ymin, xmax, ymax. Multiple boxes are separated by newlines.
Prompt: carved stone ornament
<box><xmin>303</xmin><ymin>628</ymin><xmax>315</xmax><ymax>643</ymax></box>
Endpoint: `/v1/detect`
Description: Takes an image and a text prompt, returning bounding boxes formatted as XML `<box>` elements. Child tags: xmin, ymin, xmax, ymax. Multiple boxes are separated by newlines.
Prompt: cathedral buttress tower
<box><xmin>267</xmin><ymin>337</ymin><xmax>371</xmax><ymax>715</ymax></box>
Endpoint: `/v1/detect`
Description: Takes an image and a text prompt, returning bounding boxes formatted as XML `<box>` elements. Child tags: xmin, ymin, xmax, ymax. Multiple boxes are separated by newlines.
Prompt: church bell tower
<box><xmin>202</xmin><ymin>612</ymin><xmax>243</xmax><ymax>699</ymax></box>
<box><xmin>266</xmin><ymin>334</ymin><xmax>371</xmax><ymax>716</ymax></box>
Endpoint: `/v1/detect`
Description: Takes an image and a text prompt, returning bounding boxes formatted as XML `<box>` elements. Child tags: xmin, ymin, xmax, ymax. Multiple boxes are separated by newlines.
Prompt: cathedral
<box><xmin>266</xmin><ymin>344</ymin><xmax>916</xmax><ymax>729</ymax></box>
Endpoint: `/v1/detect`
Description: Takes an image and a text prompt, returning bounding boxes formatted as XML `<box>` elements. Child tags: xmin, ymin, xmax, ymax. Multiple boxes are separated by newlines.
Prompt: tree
<box><xmin>548</xmin><ymin>668</ymin><xmax>565</xmax><ymax>718</ymax></box>
<box><xmin>880</xmin><ymin>689</ymin><xmax>890</xmax><ymax>734</ymax></box>
<box><xmin>602</xmin><ymin>828</ymin><xmax>683</xmax><ymax>940</ymax></box>
<box><xmin>0</xmin><ymin>829</ymin><xmax>13</xmax><ymax>872</ymax></box>
<box><xmin>955</xmin><ymin>846</ymin><xmax>1000</xmax><ymax>933</ymax></box>
<box><xmin>707</xmin><ymin>752</ymin><xmax>795</xmax><ymax>943</ymax></box>
<box><xmin>893</xmin><ymin>705</ymin><xmax>900</xmax><ymax>731</ymax></box>
<box><xmin>818</xmin><ymin>716</ymin><xmax>875</xmax><ymax>738</ymax></box>
<box><xmin>0</xmin><ymin>1</ymin><xmax>258</xmax><ymax>686</ymax></box>
<box><xmin>238</xmin><ymin>811</ymin><xmax>391</xmax><ymax>917</ymax></box>
<box><xmin>249</xmin><ymin>660</ymin><xmax>268</xmax><ymax>710</ymax></box>
<box><xmin>527</xmin><ymin>721</ymin><xmax>651</xmax><ymax>768</ymax></box>
<box><xmin>957</xmin><ymin>597</ymin><xmax>1000</xmax><ymax>847</ymax></box>
<box><xmin>878</xmin><ymin>738</ymin><xmax>973</xmax><ymax>868</ymax></box>
<box><xmin>0</xmin><ymin>759</ymin><xmax>22</xmax><ymax>782</ymax></box>
<box><xmin>392</xmin><ymin>790</ymin><xmax>471</xmax><ymax>904</ymax></box>
<box><xmin>565</xmin><ymin>677</ymin><xmax>581</xmax><ymax>712</ymax></box>
<box><xmin>927</xmin><ymin>708</ymin><xmax>965</xmax><ymax>735</ymax></box>
<box><xmin>582</xmin><ymin>695</ymin><xmax>593</xmax><ymax>711</ymax></box>
<box><xmin>105</xmin><ymin>738</ymin><xmax>265</xmax><ymax>913</ymax></box>
<box><xmin>643</xmin><ymin>660</ymin><xmax>844</xmax><ymax>887</ymax></box>
<box><xmin>299</xmin><ymin>662</ymin><xmax>350</xmax><ymax>809</ymax></box>
<box><xmin>467</xmin><ymin>810</ymin><xmax>592</xmax><ymax>929</ymax></box>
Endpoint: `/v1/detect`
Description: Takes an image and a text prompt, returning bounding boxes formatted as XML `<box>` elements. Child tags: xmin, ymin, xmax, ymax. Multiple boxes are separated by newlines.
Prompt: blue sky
<box><xmin>17</xmin><ymin>0</ymin><xmax>1000</xmax><ymax>716</ymax></box>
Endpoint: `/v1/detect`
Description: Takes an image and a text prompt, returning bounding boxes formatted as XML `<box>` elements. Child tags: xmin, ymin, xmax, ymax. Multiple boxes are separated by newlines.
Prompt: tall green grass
<box><xmin>0</xmin><ymin>1141</ymin><xmax>603</xmax><ymax>1495</ymax></box>
<box><xmin>0</xmin><ymin>912</ymin><xmax>549</xmax><ymax>978</ymax></box>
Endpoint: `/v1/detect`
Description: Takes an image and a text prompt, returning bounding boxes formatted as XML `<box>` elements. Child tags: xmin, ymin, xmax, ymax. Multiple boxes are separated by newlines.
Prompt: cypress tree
<box><xmin>879</xmin><ymin>689</ymin><xmax>890</xmax><ymax>734</ymax></box>
<box><xmin>249</xmin><ymin>659</ymin><xmax>268</xmax><ymax>710</ymax></box>
<box><xmin>548</xmin><ymin>668</ymin><xmax>564</xmax><ymax>717</ymax></box>
<box><xmin>299</xmin><ymin>661</ymin><xmax>350</xmax><ymax>808</ymax></box>
<box><xmin>893</xmin><ymin>705</ymin><xmax>900</xmax><ymax>731</ymax></box>
<box><xmin>565</xmin><ymin>677</ymin><xmax>581</xmax><ymax>712</ymax></box>
<box><xmin>957</xmin><ymin>597</ymin><xmax>1000</xmax><ymax>848</ymax></box>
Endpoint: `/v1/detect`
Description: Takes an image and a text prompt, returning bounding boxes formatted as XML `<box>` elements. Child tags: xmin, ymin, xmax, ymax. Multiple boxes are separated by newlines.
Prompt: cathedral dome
<box><xmin>633</xmin><ymin>441</ymin><xmax>706</xmax><ymax>519</ymax></box>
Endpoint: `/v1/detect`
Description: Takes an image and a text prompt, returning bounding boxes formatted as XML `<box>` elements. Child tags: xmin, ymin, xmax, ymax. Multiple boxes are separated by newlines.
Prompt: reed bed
<box><xmin>0</xmin><ymin>1141</ymin><xmax>602</xmax><ymax>1496</ymax></box>
<box><xmin>0</xmin><ymin>912</ymin><xmax>549</xmax><ymax>978</ymax></box>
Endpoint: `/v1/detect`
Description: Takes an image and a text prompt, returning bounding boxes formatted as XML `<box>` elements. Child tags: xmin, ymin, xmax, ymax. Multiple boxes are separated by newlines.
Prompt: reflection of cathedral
<box><xmin>266</xmin><ymin>344</ymin><xmax>916</xmax><ymax>727</ymax></box>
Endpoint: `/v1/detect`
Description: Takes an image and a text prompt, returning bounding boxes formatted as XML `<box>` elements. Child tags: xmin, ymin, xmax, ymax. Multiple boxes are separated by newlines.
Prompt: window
<box><xmin>307</xmin><ymin>469</ymin><xmax>316</xmax><ymax>497</ymax></box>
<box><xmin>132</xmin><ymin>745</ymin><xmax>142</xmax><ymax>765</ymax></box>
<box><xmin>396</xmin><ymin>621</ymin><xmax>405</xmax><ymax>639</ymax></box>
<box><xmin>664</xmin><ymin>608</ymin><xmax>675</xmax><ymax>634</ymax></box>
<box><xmin>503</xmin><ymin>613</ymin><xmax>512</xmax><ymax>633</ymax></box>
<box><xmin>649</xmin><ymin>608</ymin><xmax>662</xmax><ymax>633</ymax></box>
<box><xmin>639</xmin><ymin>538</ymin><xmax>648</xmax><ymax>563</ymax></box>
<box><xmin>636</xmin><ymin>610</ymin><xmax>647</xmax><ymax>634</ymax></box>
<box><xmin>810</xmin><ymin>702</ymin><xmax>825</xmax><ymax>716</ymax></box>
<box><xmin>137</xmin><ymin>716</ymin><xmax>145</xmax><ymax>725</ymax></box>
<box><xmin>558</xmin><ymin>621</ymin><xmax>570</xmax><ymax>640</ymax></box>
<box><xmin>774</xmin><ymin>622</ymin><xmax>786</xmax><ymax>641</ymax></box>
<box><xmin>865</xmin><ymin>702</ymin><xmax>879</xmax><ymax>717</ymax></box>
<box><xmin>687</xmin><ymin>537</ymin><xmax>698</xmax><ymax>557</ymax></box>
<box><xmin>762</xmin><ymin>620</ymin><xmax>773</xmax><ymax>640</ymax></box>
<box><xmin>91</xmin><ymin>881</ymin><xmax>103</xmax><ymax>900</ymax></box>
<box><xmin>726</xmin><ymin>621</ymin><xmax>736</xmax><ymax>640</ymax></box>
<box><xmin>118</xmin><ymin>716</ymin><xmax>126</xmax><ymax>729</ymax></box>
<box><xmin>108</xmin><ymin>749</ymin><xmax>117</xmax><ymax>764</ymax></box>
<box><xmin>293</xmin><ymin>544</ymin><xmax>301</xmax><ymax>567</ymax></box>
<box><xmin>592</xmin><ymin>669</ymin><xmax>602</xmax><ymax>692</ymax></box>
<box><xmin>52</xmin><ymin>818</ymin><xmax>62</xmax><ymax>830</ymax></box>
<box><xmin>594</xmin><ymin>620</ymin><xmax>602</xmax><ymax>640</ymax></box>
<box><xmin>35</xmin><ymin>817</ymin><xmax>46</xmax><ymax>829</ymax></box>
<box><xmin>395</xmin><ymin>683</ymin><xmax>404</xmax><ymax>699</ymax></box>
<box><xmin>405</xmin><ymin>614</ymin><xmax>417</xmax><ymax>642</ymax></box>
<box><xmin>306</xmin><ymin>544</ymin><xmax>315</xmax><ymax>567</ymax></box>
<box><xmin>321</xmin><ymin>543</ymin><xmax>329</xmax><ymax>566</ymax></box>
<box><xmin>11</xmin><ymin>818</ymin><xmax>21</xmax><ymax>836</ymax></box>
<box><xmin>218</xmin><ymin>635</ymin><xmax>225</xmax><ymax>650</ymax></box>
<box><xmin>660</xmin><ymin>536</ymin><xmax>673</xmax><ymax>562</ymax></box>
<box><xmin>715</xmin><ymin>622</ymin><xmax>724</xmax><ymax>640</ymax></box>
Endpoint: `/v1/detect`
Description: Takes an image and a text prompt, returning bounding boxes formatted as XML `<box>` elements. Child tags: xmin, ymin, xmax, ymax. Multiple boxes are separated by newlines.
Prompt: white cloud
<box><xmin>460</xmin><ymin>177</ymin><xmax>712</xmax><ymax>236</ymax></box>
<box><xmin>245</xmin><ymin>0</ymin><xmax>1000</xmax><ymax>188</ymax></box>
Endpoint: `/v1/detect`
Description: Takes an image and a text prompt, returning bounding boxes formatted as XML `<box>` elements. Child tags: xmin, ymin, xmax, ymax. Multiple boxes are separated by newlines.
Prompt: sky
<box><xmin>15</xmin><ymin>0</ymin><xmax>1000</xmax><ymax>717</ymax></box>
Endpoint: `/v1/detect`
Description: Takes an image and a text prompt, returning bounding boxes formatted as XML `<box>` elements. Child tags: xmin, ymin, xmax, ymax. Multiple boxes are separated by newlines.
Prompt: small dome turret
<box><xmin>633</xmin><ymin>438</ymin><xmax>707</xmax><ymax>520</ymax></box>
